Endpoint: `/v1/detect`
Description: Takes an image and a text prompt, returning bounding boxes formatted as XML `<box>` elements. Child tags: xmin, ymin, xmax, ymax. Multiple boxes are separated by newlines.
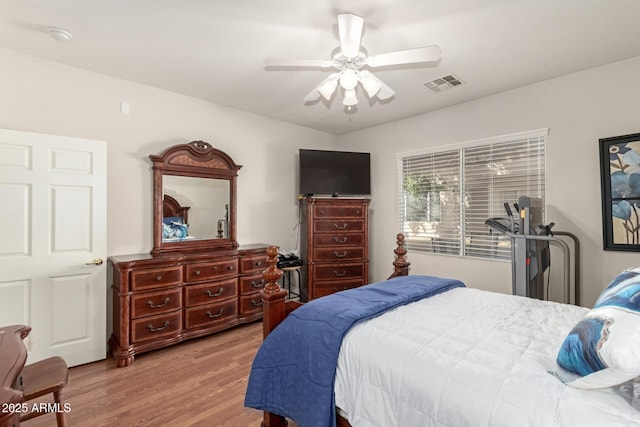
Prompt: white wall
<box><xmin>339</xmin><ymin>56</ymin><xmax>640</xmax><ymax>307</ymax></box>
<box><xmin>4</xmin><ymin>46</ymin><xmax>639</xmax><ymax>308</ymax></box>
<box><xmin>0</xmin><ymin>48</ymin><xmax>338</xmax><ymax>257</ymax></box>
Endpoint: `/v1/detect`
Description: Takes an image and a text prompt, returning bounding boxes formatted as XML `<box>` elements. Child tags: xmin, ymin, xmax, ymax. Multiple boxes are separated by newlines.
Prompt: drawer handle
<box><xmin>156</xmin><ymin>275</ymin><xmax>163</xmax><ymax>281</ymax></box>
<box><xmin>206</xmin><ymin>288</ymin><xmax>224</xmax><ymax>297</ymax></box>
<box><xmin>251</xmin><ymin>299</ymin><xmax>263</xmax><ymax>307</ymax></box>
<box><xmin>251</xmin><ymin>279</ymin><xmax>265</xmax><ymax>288</ymax></box>
<box><xmin>255</xmin><ymin>261</ymin><xmax>262</xmax><ymax>266</ymax></box>
<box><xmin>334</xmin><ymin>236</ymin><xmax>348</xmax><ymax>243</ymax></box>
<box><xmin>206</xmin><ymin>308</ymin><xmax>224</xmax><ymax>319</ymax></box>
<box><xmin>147</xmin><ymin>320</ymin><xmax>170</xmax><ymax>332</ymax></box>
<box><xmin>319</xmin><ymin>209</ymin><xmax>325</xmax><ymax>214</ymax></box>
<box><xmin>333</xmin><ymin>251</ymin><xmax>347</xmax><ymax>258</ymax></box>
<box><xmin>195</xmin><ymin>270</ymin><xmax>201</xmax><ymax>276</ymax></box>
<box><xmin>334</xmin><ymin>270</ymin><xmax>347</xmax><ymax>277</ymax></box>
<box><xmin>334</xmin><ymin>223</ymin><xmax>348</xmax><ymax>230</ymax></box>
<box><xmin>228</xmin><ymin>265</ymin><xmax>234</xmax><ymax>271</ymax></box>
<box><xmin>147</xmin><ymin>297</ymin><xmax>170</xmax><ymax>308</ymax></box>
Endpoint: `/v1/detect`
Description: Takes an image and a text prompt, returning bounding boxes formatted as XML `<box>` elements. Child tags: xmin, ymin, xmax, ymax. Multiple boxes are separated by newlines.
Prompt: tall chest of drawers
<box><xmin>108</xmin><ymin>244</ymin><xmax>268</xmax><ymax>367</ymax></box>
<box><xmin>300</xmin><ymin>197</ymin><xmax>369</xmax><ymax>301</ymax></box>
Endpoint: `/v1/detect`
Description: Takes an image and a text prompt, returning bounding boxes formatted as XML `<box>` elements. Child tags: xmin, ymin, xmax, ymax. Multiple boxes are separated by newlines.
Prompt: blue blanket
<box><xmin>244</xmin><ymin>275</ymin><xmax>465</xmax><ymax>427</ymax></box>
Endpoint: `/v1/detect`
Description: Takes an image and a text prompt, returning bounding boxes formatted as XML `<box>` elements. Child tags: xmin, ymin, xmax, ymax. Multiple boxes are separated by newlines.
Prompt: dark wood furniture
<box><xmin>300</xmin><ymin>197</ymin><xmax>370</xmax><ymax>301</ymax></box>
<box><xmin>258</xmin><ymin>234</ymin><xmax>410</xmax><ymax>427</ymax></box>
<box><xmin>19</xmin><ymin>356</ymin><xmax>69</xmax><ymax>426</ymax></box>
<box><xmin>109</xmin><ymin>245</ymin><xmax>269</xmax><ymax>367</ymax></box>
<box><xmin>0</xmin><ymin>325</ymin><xmax>30</xmax><ymax>427</ymax></box>
<box><xmin>109</xmin><ymin>141</ymin><xmax>269</xmax><ymax>367</ymax></box>
<box><xmin>1</xmin><ymin>325</ymin><xmax>70</xmax><ymax>427</ymax></box>
<box><xmin>150</xmin><ymin>140</ymin><xmax>240</xmax><ymax>255</ymax></box>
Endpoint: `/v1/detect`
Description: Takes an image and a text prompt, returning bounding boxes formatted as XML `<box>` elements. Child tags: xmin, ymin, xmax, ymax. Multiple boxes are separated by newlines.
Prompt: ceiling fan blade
<box><xmin>304</xmin><ymin>73</ymin><xmax>340</xmax><ymax>102</ymax></box>
<box><xmin>337</xmin><ymin>13</ymin><xmax>364</xmax><ymax>58</ymax></box>
<box><xmin>264</xmin><ymin>59</ymin><xmax>335</xmax><ymax>68</ymax></box>
<box><xmin>366</xmin><ymin>45</ymin><xmax>441</xmax><ymax>67</ymax></box>
<box><xmin>358</xmin><ymin>70</ymin><xmax>395</xmax><ymax>100</ymax></box>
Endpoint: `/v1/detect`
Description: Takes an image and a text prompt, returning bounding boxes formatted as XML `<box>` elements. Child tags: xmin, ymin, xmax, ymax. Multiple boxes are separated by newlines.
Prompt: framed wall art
<box><xmin>599</xmin><ymin>132</ymin><xmax>640</xmax><ymax>251</ymax></box>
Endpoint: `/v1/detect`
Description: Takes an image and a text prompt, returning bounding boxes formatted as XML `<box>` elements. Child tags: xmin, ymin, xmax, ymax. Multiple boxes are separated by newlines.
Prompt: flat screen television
<box><xmin>299</xmin><ymin>149</ymin><xmax>371</xmax><ymax>196</ymax></box>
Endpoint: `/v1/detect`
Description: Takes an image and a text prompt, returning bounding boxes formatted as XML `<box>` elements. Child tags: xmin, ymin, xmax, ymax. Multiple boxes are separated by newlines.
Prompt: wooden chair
<box><xmin>17</xmin><ymin>356</ymin><xmax>69</xmax><ymax>426</ymax></box>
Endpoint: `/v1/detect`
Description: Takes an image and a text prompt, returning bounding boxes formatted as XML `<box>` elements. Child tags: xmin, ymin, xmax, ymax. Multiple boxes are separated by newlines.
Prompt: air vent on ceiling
<box><xmin>424</xmin><ymin>74</ymin><xmax>464</xmax><ymax>93</ymax></box>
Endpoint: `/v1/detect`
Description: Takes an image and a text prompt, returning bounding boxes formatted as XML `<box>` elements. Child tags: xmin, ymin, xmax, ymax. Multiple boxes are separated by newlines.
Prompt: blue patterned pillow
<box><xmin>162</xmin><ymin>218</ymin><xmax>189</xmax><ymax>239</ymax></box>
<box><xmin>163</xmin><ymin>216</ymin><xmax>184</xmax><ymax>225</ymax></box>
<box><xmin>556</xmin><ymin>267</ymin><xmax>640</xmax><ymax>388</ymax></box>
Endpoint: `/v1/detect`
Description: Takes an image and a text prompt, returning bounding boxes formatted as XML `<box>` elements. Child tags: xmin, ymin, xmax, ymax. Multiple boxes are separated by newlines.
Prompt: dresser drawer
<box><xmin>314</xmin><ymin>219</ymin><xmax>364</xmax><ymax>233</ymax></box>
<box><xmin>131</xmin><ymin>266</ymin><xmax>183</xmax><ymax>292</ymax></box>
<box><xmin>313</xmin><ymin>278</ymin><xmax>364</xmax><ymax>298</ymax></box>
<box><xmin>239</xmin><ymin>273</ymin><xmax>266</xmax><ymax>294</ymax></box>
<box><xmin>239</xmin><ymin>254</ymin><xmax>268</xmax><ymax>274</ymax></box>
<box><xmin>312</xmin><ymin>247</ymin><xmax>364</xmax><ymax>262</ymax></box>
<box><xmin>131</xmin><ymin>311</ymin><xmax>182</xmax><ymax>343</ymax></box>
<box><xmin>313</xmin><ymin>262</ymin><xmax>365</xmax><ymax>281</ymax></box>
<box><xmin>313</xmin><ymin>233</ymin><xmax>364</xmax><ymax>247</ymax></box>
<box><xmin>314</xmin><ymin>204</ymin><xmax>365</xmax><ymax>218</ymax></box>
<box><xmin>239</xmin><ymin>293</ymin><xmax>263</xmax><ymax>316</ymax></box>
<box><xmin>185</xmin><ymin>259</ymin><xmax>238</xmax><ymax>282</ymax></box>
<box><xmin>131</xmin><ymin>288</ymin><xmax>182</xmax><ymax>319</ymax></box>
<box><xmin>184</xmin><ymin>299</ymin><xmax>238</xmax><ymax>329</ymax></box>
<box><xmin>184</xmin><ymin>278</ymin><xmax>237</xmax><ymax>307</ymax></box>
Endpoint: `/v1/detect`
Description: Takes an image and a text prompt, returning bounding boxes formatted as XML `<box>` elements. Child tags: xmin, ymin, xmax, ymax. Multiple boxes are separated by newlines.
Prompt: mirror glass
<box><xmin>162</xmin><ymin>175</ymin><xmax>230</xmax><ymax>241</ymax></box>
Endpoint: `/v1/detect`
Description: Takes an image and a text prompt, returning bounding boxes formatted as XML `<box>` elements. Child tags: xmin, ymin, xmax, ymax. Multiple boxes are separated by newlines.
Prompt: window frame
<box><xmin>397</xmin><ymin>128</ymin><xmax>548</xmax><ymax>260</ymax></box>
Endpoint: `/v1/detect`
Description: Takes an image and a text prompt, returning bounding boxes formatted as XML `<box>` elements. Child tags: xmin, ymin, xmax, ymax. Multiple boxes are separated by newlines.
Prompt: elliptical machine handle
<box><xmin>504</xmin><ymin>203</ymin><xmax>516</xmax><ymax>232</ymax></box>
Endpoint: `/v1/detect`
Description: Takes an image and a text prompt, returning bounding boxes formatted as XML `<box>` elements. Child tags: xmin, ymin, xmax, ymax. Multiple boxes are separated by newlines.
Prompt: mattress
<box><xmin>334</xmin><ymin>287</ymin><xmax>640</xmax><ymax>426</ymax></box>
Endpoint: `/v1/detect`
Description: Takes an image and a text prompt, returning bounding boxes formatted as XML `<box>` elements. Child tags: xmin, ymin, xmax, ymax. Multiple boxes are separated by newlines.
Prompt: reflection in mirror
<box><xmin>163</xmin><ymin>175</ymin><xmax>230</xmax><ymax>241</ymax></box>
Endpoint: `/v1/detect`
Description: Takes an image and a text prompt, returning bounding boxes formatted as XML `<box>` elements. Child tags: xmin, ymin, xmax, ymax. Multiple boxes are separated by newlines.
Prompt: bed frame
<box><xmin>258</xmin><ymin>233</ymin><xmax>411</xmax><ymax>427</ymax></box>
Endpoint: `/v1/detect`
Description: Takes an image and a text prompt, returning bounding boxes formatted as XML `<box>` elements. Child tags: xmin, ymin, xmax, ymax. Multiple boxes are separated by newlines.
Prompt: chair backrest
<box><xmin>0</xmin><ymin>325</ymin><xmax>30</xmax><ymax>424</ymax></box>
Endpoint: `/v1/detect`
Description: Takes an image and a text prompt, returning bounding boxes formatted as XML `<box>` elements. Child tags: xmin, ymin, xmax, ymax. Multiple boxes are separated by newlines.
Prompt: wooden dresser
<box><xmin>109</xmin><ymin>244</ymin><xmax>268</xmax><ymax>367</ymax></box>
<box><xmin>300</xmin><ymin>197</ymin><xmax>369</xmax><ymax>301</ymax></box>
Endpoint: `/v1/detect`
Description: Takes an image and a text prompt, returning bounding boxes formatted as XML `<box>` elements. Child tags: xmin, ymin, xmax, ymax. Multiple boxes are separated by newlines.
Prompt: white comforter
<box><xmin>334</xmin><ymin>287</ymin><xmax>640</xmax><ymax>427</ymax></box>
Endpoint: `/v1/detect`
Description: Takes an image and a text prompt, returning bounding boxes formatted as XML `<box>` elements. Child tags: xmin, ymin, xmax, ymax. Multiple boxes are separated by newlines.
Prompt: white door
<box><xmin>0</xmin><ymin>129</ymin><xmax>107</xmax><ymax>367</ymax></box>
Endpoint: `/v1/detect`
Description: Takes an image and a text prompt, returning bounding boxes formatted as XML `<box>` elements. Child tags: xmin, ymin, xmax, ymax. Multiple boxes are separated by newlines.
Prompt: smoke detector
<box><xmin>424</xmin><ymin>74</ymin><xmax>463</xmax><ymax>93</ymax></box>
<box><xmin>48</xmin><ymin>27</ymin><xmax>73</xmax><ymax>42</ymax></box>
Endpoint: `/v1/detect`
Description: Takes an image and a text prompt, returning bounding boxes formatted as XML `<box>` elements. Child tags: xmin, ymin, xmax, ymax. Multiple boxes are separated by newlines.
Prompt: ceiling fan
<box><xmin>264</xmin><ymin>13</ymin><xmax>441</xmax><ymax>109</ymax></box>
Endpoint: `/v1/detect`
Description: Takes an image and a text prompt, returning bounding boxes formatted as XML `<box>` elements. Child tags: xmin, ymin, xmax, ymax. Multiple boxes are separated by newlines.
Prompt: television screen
<box><xmin>299</xmin><ymin>149</ymin><xmax>371</xmax><ymax>196</ymax></box>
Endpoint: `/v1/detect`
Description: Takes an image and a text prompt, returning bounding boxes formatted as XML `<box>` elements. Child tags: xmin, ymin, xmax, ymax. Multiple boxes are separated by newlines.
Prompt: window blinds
<box><xmin>398</xmin><ymin>130</ymin><xmax>546</xmax><ymax>260</ymax></box>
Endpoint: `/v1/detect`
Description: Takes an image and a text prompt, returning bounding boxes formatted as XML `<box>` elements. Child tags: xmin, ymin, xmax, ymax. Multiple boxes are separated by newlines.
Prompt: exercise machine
<box><xmin>485</xmin><ymin>196</ymin><xmax>580</xmax><ymax>304</ymax></box>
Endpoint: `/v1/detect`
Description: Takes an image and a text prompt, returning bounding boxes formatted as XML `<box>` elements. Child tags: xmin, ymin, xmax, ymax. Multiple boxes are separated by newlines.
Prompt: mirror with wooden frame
<box><xmin>150</xmin><ymin>141</ymin><xmax>241</xmax><ymax>254</ymax></box>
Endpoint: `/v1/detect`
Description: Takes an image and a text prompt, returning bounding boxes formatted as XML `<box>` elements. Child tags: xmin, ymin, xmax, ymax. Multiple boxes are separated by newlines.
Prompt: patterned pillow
<box><xmin>556</xmin><ymin>267</ymin><xmax>640</xmax><ymax>389</ymax></box>
<box><xmin>162</xmin><ymin>218</ymin><xmax>189</xmax><ymax>239</ymax></box>
<box><xmin>163</xmin><ymin>216</ymin><xmax>184</xmax><ymax>225</ymax></box>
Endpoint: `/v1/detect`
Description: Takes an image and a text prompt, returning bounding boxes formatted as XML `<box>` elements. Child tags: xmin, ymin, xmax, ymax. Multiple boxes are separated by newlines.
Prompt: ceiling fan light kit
<box><xmin>265</xmin><ymin>13</ymin><xmax>441</xmax><ymax>112</ymax></box>
<box><xmin>318</xmin><ymin>78</ymin><xmax>338</xmax><ymax>100</ymax></box>
<box><xmin>343</xmin><ymin>88</ymin><xmax>358</xmax><ymax>107</ymax></box>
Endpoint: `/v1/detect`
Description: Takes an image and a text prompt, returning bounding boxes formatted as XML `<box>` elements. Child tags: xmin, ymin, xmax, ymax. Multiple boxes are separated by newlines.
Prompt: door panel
<box><xmin>0</xmin><ymin>184</ymin><xmax>30</xmax><ymax>255</ymax></box>
<box><xmin>0</xmin><ymin>280</ymin><xmax>29</xmax><ymax>326</ymax></box>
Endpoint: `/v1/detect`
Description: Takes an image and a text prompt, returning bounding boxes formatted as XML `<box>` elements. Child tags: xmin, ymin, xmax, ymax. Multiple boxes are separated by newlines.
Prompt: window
<box><xmin>398</xmin><ymin>129</ymin><xmax>546</xmax><ymax>260</ymax></box>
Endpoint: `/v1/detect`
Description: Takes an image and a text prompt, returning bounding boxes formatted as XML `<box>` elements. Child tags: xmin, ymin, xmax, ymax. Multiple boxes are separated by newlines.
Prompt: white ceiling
<box><xmin>2</xmin><ymin>0</ymin><xmax>640</xmax><ymax>135</ymax></box>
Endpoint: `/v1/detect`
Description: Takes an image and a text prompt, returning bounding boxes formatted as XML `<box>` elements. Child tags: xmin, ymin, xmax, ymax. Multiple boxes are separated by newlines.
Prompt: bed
<box><xmin>245</xmin><ymin>234</ymin><xmax>640</xmax><ymax>427</ymax></box>
<box><xmin>162</xmin><ymin>194</ymin><xmax>191</xmax><ymax>240</ymax></box>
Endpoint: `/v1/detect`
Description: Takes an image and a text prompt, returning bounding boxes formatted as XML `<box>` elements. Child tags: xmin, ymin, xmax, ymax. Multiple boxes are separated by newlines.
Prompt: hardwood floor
<box><xmin>24</xmin><ymin>321</ymin><xmax>273</xmax><ymax>426</ymax></box>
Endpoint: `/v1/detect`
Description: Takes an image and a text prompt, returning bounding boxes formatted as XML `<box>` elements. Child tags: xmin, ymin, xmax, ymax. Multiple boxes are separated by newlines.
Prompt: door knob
<box><xmin>85</xmin><ymin>258</ymin><xmax>104</xmax><ymax>266</ymax></box>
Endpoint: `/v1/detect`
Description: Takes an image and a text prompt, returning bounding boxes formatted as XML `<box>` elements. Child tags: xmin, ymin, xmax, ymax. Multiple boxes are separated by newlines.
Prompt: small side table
<box><xmin>280</xmin><ymin>266</ymin><xmax>301</xmax><ymax>300</ymax></box>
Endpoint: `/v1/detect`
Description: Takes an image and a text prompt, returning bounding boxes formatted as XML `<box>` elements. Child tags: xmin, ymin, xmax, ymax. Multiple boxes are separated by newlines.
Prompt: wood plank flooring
<box><xmin>23</xmin><ymin>321</ymin><xmax>279</xmax><ymax>427</ymax></box>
